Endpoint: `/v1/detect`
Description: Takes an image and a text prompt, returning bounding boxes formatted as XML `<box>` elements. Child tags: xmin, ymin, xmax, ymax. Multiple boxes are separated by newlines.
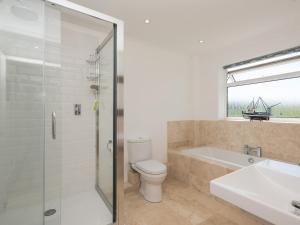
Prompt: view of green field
<box><xmin>228</xmin><ymin>102</ymin><xmax>300</xmax><ymax>118</ymax></box>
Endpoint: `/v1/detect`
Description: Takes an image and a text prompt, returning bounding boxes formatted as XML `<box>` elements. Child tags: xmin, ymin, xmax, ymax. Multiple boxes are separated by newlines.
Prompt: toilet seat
<box><xmin>131</xmin><ymin>160</ymin><xmax>167</xmax><ymax>202</ymax></box>
<box><xmin>135</xmin><ymin>160</ymin><xmax>166</xmax><ymax>175</ymax></box>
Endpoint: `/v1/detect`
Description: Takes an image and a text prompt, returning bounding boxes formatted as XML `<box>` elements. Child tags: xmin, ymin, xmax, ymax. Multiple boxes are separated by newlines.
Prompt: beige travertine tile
<box><xmin>189</xmin><ymin>158</ymin><xmax>231</xmax><ymax>194</ymax></box>
<box><xmin>125</xmin><ymin>179</ymin><xmax>272</xmax><ymax>225</ymax></box>
<box><xmin>126</xmin><ymin>169</ymin><xmax>140</xmax><ymax>193</ymax></box>
<box><xmin>128</xmin><ymin>169</ymin><xmax>140</xmax><ymax>185</ymax></box>
<box><xmin>167</xmin><ymin>120</ymin><xmax>195</xmax><ymax>149</ymax></box>
<box><xmin>168</xmin><ymin>150</ymin><xmax>234</xmax><ymax>195</ymax></box>
<box><xmin>165</xmin><ymin>150</ymin><xmax>273</xmax><ymax>225</ymax></box>
<box><xmin>127</xmin><ymin>119</ymin><xmax>299</xmax><ymax>225</ymax></box>
<box><xmin>169</xmin><ymin>120</ymin><xmax>300</xmax><ymax>164</ymax></box>
<box><xmin>167</xmin><ymin>151</ymin><xmax>191</xmax><ymax>184</ymax></box>
<box><xmin>199</xmin><ymin>214</ymin><xmax>239</xmax><ymax>225</ymax></box>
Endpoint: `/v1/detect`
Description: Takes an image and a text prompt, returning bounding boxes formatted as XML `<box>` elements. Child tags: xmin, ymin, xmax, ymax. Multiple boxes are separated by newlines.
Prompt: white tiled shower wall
<box><xmin>59</xmin><ymin>20</ymin><xmax>109</xmax><ymax>198</ymax></box>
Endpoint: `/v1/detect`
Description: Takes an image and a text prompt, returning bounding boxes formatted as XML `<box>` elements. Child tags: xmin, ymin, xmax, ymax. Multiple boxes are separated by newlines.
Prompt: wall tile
<box><xmin>167</xmin><ymin>121</ymin><xmax>194</xmax><ymax>149</ymax></box>
<box><xmin>168</xmin><ymin>120</ymin><xmax>300</xmax><ymax>164</ymax></box>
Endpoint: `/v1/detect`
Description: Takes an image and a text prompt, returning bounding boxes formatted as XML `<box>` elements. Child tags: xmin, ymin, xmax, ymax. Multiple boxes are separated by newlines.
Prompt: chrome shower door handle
<box><xmin>52</xmin><ymin>112</ymin><xmax>56</xmax><ymax>140</ymax></box>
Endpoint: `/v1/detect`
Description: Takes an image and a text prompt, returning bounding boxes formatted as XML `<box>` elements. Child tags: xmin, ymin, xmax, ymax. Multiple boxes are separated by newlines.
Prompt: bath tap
<box><xmin>244</xmin><ymin>145</ymin><xmax>262</xmax><ymax>157</ymax></box>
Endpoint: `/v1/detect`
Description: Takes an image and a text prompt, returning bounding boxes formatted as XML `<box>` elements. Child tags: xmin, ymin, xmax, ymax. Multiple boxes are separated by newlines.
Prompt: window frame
<box><xmin>227</xmin><ymin>69</ymin><xmax>300</xmax><ymax>88</ymax></box>
<box><xmin>224</xmin><ymin>49</ymin><xmax>300</xmax><ymax>120</ymax></box>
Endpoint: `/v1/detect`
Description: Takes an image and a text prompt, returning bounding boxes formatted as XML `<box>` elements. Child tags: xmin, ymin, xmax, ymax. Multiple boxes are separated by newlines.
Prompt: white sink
<box><xmin>210</xmin><ymin>160</ymin><xmax>300</xmax><ymax>225</ymax></box>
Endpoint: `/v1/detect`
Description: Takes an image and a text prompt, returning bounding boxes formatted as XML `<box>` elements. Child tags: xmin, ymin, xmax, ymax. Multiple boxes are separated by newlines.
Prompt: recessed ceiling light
<box><xmin>144</xmin><ymin>19</ymin><xmax>150</xmax><ymax>24</ymax></box>
<box><xmin>199</xmin><ymin>40</ymin><xmax>204</xmax><ymax>44</ymax></box>
<box><xmin>34</xmin><ymin>46</ymin><xmax>39</xmax><ymax>49</ymax></box>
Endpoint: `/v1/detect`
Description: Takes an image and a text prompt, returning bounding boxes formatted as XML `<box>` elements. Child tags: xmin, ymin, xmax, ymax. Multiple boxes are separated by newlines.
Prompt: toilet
<box><xmin>128</xmin><ymin>138</ymin><xmax>167</xmax><ymax>202</ymax></box>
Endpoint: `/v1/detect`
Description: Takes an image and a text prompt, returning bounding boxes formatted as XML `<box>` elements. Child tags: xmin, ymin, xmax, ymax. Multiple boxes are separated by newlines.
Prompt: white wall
<box><xmin>124</xmin><ymin>38</ymin><xmax>193</xmax><ymax>181</ymax></box>
<box><xmin>192</xmin><ymin>22</ymin><xmax>300</xmax><ymax>120</ymax></box>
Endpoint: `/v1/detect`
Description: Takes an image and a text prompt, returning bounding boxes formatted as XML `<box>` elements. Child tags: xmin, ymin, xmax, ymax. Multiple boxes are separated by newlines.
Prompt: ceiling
<box><xmin>71</xmin><ymin>0</ymin><xmax>300</xmax><ymax>56</ymax></box>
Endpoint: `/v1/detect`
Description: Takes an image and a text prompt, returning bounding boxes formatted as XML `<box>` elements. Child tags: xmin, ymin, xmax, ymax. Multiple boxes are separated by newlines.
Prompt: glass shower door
<box><xmin>96</xmin><ymin>33</ymin><xmax>115</xmax><ymax>209</ymax></box>
<box><xmin>0</xmin><ymin>0</ymin><xmax>122</xmax><ymax>224</ymax></box>
<box><xmin>0</xmin><ymin>1</ymin><xmax>62</xmax><ymax>225</ymax></box>
<box><xmin>44</xmin><ymin>3</ymin><xmax>62</xmax><ymax>225</ymax></box>
<box><xmin>0</xmin><ymin>1</ymin><xmax>45</xmax><ymax>225</ymax></box>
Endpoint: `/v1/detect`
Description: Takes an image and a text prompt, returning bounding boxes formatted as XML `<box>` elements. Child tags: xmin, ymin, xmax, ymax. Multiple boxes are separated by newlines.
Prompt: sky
<box><xmin>228</xmin><ymin>77</ymin><xmax>300</xmax><ymax>105</ymax></box>
<box><xmin>228</xmin><ymin>58</ymin><xmax>300</xmax><ymax>105</ymax></box>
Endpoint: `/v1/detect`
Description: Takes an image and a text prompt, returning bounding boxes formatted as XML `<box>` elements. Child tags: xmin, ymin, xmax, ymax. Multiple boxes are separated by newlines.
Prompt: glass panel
<box><xmin>227</xmin><ymin>77</ymin><xmax>300</xmax><ymax>118</ymax></box>
<box><xmin>44</xmin><ymin>3</ymin><xmax>114</xmax><ymax>225</ymax></box>
<box><xmin>0</xmin><ymin>0</ymin><xmax>45</xmax><ymax>225</ymax></box>
<box><xmin>44</xmin><ymin>4</ymin><xmax>62</xmax><ymax>225</ymax></box>
<box><xmin>227</xmin><ymin>58</ymin><xmax>300</xmax><ymax>83</ymax></box>
<box><xmin>96</xmin><ymin>34</ymin><xmax>114</xmax><ymax>207</ymax></box>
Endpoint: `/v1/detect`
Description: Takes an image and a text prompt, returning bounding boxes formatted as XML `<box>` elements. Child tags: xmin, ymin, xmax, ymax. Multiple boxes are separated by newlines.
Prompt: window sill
<box><xmin>225</xmin><ymin>117</ymin><xmax>300</xmax><ymax>124</ymax></box>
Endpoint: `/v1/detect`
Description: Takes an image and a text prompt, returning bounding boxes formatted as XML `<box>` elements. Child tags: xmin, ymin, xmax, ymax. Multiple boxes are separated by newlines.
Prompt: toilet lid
<box><xmin>135</xmin><ymin>160</ymin><xmax>167</xmax><ymax>175</ymax></box>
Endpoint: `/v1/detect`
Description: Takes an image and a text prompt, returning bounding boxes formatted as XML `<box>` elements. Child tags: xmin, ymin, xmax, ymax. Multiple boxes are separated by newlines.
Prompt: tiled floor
<box><xmin>125</xmin><ymin>178</ymin><xmax>272</xmax><ymax>225</ymax></box>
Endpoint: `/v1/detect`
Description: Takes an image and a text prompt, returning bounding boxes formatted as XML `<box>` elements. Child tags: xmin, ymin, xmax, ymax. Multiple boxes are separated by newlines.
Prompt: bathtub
<box><xmin>181</xmin><ymin>146</ymin><xmax>265</xmax><ymax>169</ymax></box>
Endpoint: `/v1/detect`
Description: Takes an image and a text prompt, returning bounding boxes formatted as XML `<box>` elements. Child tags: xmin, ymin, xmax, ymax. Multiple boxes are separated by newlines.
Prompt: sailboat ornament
<box><xmin>242</xmin><ymin>97</ymin><xmax>280</xmax><ymax>121</ymax></box>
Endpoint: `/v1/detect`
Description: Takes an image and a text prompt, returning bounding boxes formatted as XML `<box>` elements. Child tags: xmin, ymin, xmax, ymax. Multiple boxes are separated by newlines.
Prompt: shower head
<box><xmin>11</xmin><ymin>0</ymin><xmax>38</xmax><ymax>21</ymax></box>
<box><xmin>90</xmin><ymin>84</ymin><xmax>99</xmax><ymax>91</ymax></box>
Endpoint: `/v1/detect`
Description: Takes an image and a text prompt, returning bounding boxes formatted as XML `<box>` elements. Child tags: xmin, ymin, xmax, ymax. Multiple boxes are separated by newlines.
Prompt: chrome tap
<box><xmin>244</xmin><ymin>145</ymin><xmax>262</xmax><ymax>157</ymax></box>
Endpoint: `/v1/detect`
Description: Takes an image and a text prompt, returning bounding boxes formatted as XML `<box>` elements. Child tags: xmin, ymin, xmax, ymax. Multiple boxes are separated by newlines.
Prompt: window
<box><xmin>225</xmin><ymin>47</ymin><xmax>300</xmax><ymax>119</ymax></box>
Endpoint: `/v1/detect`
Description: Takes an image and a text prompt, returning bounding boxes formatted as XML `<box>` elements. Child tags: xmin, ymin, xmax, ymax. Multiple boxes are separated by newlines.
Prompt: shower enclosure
<box><xmin>87</xmin><ymin>31</ymin><xmax>115</xmax><ymax>209</ymax></box>
<box><xmin>0</xmin><ymin>0</ymin><xmax>124</xmax><ymax>225</ymax></box>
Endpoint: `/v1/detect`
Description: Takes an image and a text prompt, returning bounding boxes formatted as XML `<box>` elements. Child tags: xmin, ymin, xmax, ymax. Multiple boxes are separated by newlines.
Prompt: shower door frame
<box><xmin>94</xmin><ymin>30</ymin><xmax>114</xmax><ymax>212</ymax></box>
<box><xmin>45</xmin><ymin>1</ymin><xmax>124</xmax><ymax>224</ymax></box>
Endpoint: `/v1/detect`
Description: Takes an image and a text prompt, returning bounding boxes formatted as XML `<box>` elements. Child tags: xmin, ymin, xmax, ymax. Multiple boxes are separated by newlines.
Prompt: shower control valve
<box><xmin>74</xmin><ymin>104</ymin><xmax>81</xmax><ymax>115</ymax></box>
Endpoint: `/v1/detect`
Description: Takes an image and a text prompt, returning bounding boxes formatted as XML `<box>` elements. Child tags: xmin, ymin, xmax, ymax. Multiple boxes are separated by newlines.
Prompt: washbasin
<box><xmin>210</xmin><ymin>160</ymin><xmax>300</xmax><ymax>225</ymax></box>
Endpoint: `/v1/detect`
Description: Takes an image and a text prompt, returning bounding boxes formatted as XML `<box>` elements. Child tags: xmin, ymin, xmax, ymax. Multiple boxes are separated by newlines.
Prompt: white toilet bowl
<box><xmin>132</xmin><ymin>160</ymin><xmax>167</xmax><ymax>202</ymax></box>
<box><xmin>128</xmin><ymin>138</ymin><xmax>167</xmax><ymax>202</ymax></box>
